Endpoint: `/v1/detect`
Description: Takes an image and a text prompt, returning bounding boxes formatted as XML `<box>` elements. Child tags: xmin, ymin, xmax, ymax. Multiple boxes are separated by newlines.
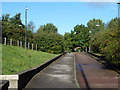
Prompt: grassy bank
<box><xmin>2</xmin><ymin>45</ymin><xmax>58</xmax><ymax>75</ymax></box>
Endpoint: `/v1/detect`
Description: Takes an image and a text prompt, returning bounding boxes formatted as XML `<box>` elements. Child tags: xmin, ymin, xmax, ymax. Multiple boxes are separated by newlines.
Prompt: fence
<box><xmin>2</xmin><ymin>37</ymin><xmax>38</xmax><ymax>51</ymax></box>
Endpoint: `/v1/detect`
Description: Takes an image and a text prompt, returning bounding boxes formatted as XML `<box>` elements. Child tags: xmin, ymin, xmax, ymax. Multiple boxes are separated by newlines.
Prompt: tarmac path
<box><xmin>25</xmin><ymin>53</ymin><xmax>78</xmax><ymax>88</ymax></box>
<box><xmin>75</xmin><ymin>53</ymin><xmax>119</xmax><ymax>89</ymax></box>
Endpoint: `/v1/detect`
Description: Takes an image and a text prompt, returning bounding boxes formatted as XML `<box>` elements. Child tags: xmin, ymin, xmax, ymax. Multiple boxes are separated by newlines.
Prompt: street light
<box><xmin>89</xmin><ymin>31</ymin><xmax>92</xmax><ymax>52</ymax></box>
<box><xmin>25</xmin><ymin>6</ymin><xmax>28</xmax><ymax>48</ymax></box>
<box><xmin>19</xmin><ymin>25</ymin><xmax>22</xmax><ymax>27</ymax></box>
<box><xmin>117</xmin><ymin>2</ymin><xmax>120</xmax><ymax>30</ymax></box>
<box><xmin>117</xmin><ymin>2</ymin><xmax>120</xmax><ymax>18</ymax></box>
<box><xmin>89</xmin><ymin>24</ymin><xmax>100</xmax><ymax>52</ymax></box>
<box><xmin>18</xmin><ymin>25</ymin><xmax>22</xmax><ymax>40</ymax></box>
<box><xmin>96</xmin><ymin>24</ymin><xmax>100</xmax><ymax>27</ymax></box>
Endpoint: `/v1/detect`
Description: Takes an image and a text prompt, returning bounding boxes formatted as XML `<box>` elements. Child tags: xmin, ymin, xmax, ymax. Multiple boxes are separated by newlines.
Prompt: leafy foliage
<box><xmin>2</xmin><ymin>13</ymin><xmax>64</xmax><ymax>54</ymax></box>
<box><xmin>35</xmin><ymin>24</ymin><xmax>64</xmax><ymax>54</ymax></box>
<box><xmin>2</xmin><ymin>13</ymin><xmax>120</xmax><ymax>68</ymax></box>
<box><xmin>87</xmin><ymin>19</ymin><xmax>105</xmax><ymax>35</ymax></box>
<box><xmin>90</xmin><ymin>18</ymin><xmax>120</xmax><ymax>68</ymax></box>
<box><xmin>64</xmin><ymin>24</ymin><xmax>89</xmax><ymax>52</ymax></box>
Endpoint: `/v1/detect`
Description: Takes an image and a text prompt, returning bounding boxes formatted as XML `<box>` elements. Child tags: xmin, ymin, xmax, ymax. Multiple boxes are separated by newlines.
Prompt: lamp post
<box><xmin>117</xmin><ymin>2</ymin><xmax>120</xmax><ymax>18</ymax></box>
<box><xmin>117</xmin><ymin>2</ymin><xmax>120</xmax><ymax>30</ymax></box>
<box><xmin>25</xmin><ymin>7</ymin><xmax>28</xmax><ymax>48</ymax></box>
<box><xmin>89</xmin><ymin>24</ymin><xmax>100</xmax><ymax>52</ymax></box>
<box><xmin>18</xmin><ymin>25</ymin><xmax>22</xmax><ymax>46</ymax></box>
<box><xmin>18</xmin><ymin>25</ymin><xmax>22</xmax><ymax>40</ymax></box>
<box><xmin>89</xmin><ymin>31</ymin><xmax>92</xmax><ymax>52</ymax></box>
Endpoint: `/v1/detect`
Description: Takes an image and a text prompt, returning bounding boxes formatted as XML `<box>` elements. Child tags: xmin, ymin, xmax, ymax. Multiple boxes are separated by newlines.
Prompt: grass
<box><xmin>93</xmin><ymin>53</ymin><xmax>103</xmax><ymax>56</ymax></box>
<box><xmin>2</xmin><ymin>44</ymin><xmax>58</xmax><ymax>75</ymax></box>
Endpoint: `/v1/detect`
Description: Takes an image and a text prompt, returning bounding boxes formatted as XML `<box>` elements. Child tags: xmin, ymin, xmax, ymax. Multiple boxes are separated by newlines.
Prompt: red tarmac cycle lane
<box><xmin>75</xmin><ymin>53</ymin><xmax>119</xmax><ymax>89</ymax></box>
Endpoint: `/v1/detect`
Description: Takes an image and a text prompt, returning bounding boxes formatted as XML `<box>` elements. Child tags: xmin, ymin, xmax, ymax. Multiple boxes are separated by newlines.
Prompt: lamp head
<box><xmin>117</xmin><ymin>2</ymin><xmax>120</xmax><ymax>4</ymax></box>
<box><xmin>19</xmin><ymin>25</ymin><xmax>22</xmax><ymax>27</ymax></box>
<box><xmin>89</xmin><ymin>31</ymin><xmax>92</xmax><ymax>33</ymax></box>
<box><xmin>26</xmin><ymin>6</ymin><xmax>28</xmax><ymax>10</ymax></box>
<box><xmin>96</xmin><ymin>24</ymin><xmax>100</xmax><ymax>27</ymax></box>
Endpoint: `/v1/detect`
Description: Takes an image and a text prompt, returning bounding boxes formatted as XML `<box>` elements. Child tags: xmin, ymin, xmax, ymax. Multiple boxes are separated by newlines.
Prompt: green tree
<box><xmin>35</xmin><ymin>23</ymin><xmax>64</xmax><ymax>54</ymax></box>
<box><xmin>90</xmin><ymin>17</ymin><xmax>120</xmax><ymax>68</ymax></box>
<box><xmin>64</xmin><ymin>24</ymin><xmax>89</xmax><ymax>52</ymax></box>
<box><xmin>27</xmin><ymin>21</ymin><xmax>35</xmax><ymax>44</ymax></box>
<box><xmin>87</xmin><ymin>19</ymin><xmax>105</xmax><ymax>35</ymax></box>
<box><xmin>2</xmin><ymin>14</ymin><xmax>10</xmax><ymax>38</ymax></box>
<box><xmin>74</xmin><ymin>24</ymin><xmax>89</xmax><ymax>50</ymax></box>
<box><xmin>42</xmin><ymin>23</ymin><xmax>58</xmax><ymax>33</ymax></box>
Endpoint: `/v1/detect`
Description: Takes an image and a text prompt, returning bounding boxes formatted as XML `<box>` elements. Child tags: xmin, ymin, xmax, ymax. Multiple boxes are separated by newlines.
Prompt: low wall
<box><xmin>87</xmin><ymin>52</ymin><xmax>120</xmax><ymax>74</ymax></box>
<box><xmin>18</xmin><ymin>54</ymin><xmax>62</xmax><ymax>89</ymax></box>
<box><xmin>18</xmin><ymin>55</ymin><xmax>62</xmax><ymax>89</ymax></box>
<box><xmin>0</xmin><ymin>75</ymin><xmax>18</xmax><ymax>89</ymax></box>
<box><xmin>1</xmin><ymin>54</ymin><xmax>63</xmax><ymax>90</ymax></box>
<box><xmin>87</xmin><ymin>52</ymin><xmax>105</xmax><ymax>60</ymax></box>
<box><xmin>0</xmin><ymin>80</ymin><xmax>9</xmax><ymax>90</ymax></box>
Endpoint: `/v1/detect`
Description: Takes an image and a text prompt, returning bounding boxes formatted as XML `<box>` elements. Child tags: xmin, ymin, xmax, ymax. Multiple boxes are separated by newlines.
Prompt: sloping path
<box><xmin>75</xmin><ymin>53</ymin><xmax>119</xmax><ymax>89</ymax></box>
<box><xmin>25</xmin><ymin>53</ymin><xmax>78</xmax><ymax>88</ymax></box>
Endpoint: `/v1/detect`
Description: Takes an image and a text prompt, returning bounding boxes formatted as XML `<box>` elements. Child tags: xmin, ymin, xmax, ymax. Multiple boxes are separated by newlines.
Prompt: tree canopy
<box><xmin>1</xmin><ymin>13</ymin><xmax>120</xmax><ymax>68</ymax></box>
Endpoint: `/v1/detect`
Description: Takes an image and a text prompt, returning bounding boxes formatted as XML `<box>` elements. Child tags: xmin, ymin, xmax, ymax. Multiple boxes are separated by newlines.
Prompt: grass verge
<box><xmin>2</xmin><ymin>45</ymin><xmax>58</xmax><ymax>75</ymax></box>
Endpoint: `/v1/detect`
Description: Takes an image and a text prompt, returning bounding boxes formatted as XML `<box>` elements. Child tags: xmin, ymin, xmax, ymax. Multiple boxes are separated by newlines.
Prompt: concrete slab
<box><xmin>0</xmin><ymin>75</ymin><xmax>18</xmax><ymax>88</ymax></box>
<box><xmin>25</xmin><ymin>53</ymin><xmax>78</xmax><ymax>88</ymax></box>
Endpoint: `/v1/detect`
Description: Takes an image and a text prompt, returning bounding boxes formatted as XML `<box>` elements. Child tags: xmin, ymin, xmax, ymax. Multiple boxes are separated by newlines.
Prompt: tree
<box><xmin>42</xmin><ymin>23</ymin><xmax>58</xmax><ymax>33</ymax></box>
<box><xmin>27</xmin><ymin>21</ymin><xmax>35</xmax><ymax>44</ymax></box>
<box><xmin>2</xmin><ymin>14</ymin><xmax>10</xmax><ymax>38</ymax></box>
<box><xmin>9</xmin><ymin>13</ymin><xmax>23</xmax><ymax>26</ymax></box>
<box><xmin>34</xmin><ymin>23</ymin><xmax>64</xmax><ymax>54</ymax></box>
<box><xmin>28</xmin><ymin>21</ymin><xmax>35</xmax><ymax>32</ymax></box>
<box><xmin>90</xmin><ymin>17</ymin><xmax>120</xmax><ymax>68</ymax></box>
<box><xmin>87</xmin><ymin>19</ymin><xmax>105</xmax><ymax>35</ymax></box>
<box><xmin>74</xmin><ymin>24</ymin><xmax>89</xmax><ymax>51</ymax></box>
<box><xmin>63</xmin><ymin>24</ymin><xmax>90</xmax><ymax>52</ymax></box>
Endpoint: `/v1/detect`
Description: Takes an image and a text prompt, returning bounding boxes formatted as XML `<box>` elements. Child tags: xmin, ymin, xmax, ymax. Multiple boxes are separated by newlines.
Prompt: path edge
<box><xmin>74</xmin><ymin>53</ymin><xmax>80</xmax><ymax>88</ymax></box>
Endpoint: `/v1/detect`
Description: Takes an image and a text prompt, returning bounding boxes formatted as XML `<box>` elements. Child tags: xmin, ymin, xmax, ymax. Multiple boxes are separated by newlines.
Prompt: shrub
<box><xmin>91</xmin><ymin>17</ymin><xmax>120</xmax><ymax>68</ymax></box>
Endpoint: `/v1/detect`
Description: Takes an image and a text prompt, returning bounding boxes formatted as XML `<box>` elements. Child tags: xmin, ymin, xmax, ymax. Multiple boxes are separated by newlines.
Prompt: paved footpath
<box><xmin>25</xmin><ymin>53</ymin><xmax>78</xmax><ymax>88</ymax></box>
<box><xmin>75</xmin><ymin>53</ymin><xmax>119</xmax><ymax>89</ymax></box>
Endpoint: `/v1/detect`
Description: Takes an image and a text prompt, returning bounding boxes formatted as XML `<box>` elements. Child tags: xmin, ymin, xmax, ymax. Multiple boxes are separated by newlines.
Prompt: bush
<box><xmin>91</xmin><ymin>17</ymin><xmax>120</xmax><ymax>68</ymax></box>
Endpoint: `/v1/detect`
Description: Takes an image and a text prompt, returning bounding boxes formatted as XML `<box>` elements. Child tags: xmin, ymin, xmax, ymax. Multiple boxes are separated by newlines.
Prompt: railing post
<box><xmin>28</xmin><ymin>43</ymin><xmax>30</xmax><ymax>49</ymax></box>
<box><xmin>89</xmin><ymin>45</ymin><xmax>90</xmax><ymax>52</ymax></box>
<box><xmin>20</xmin><ymin>41</ymin><xmax>22</xmax><ymax>47</ymax></box>
<box><xmin>36</xmin><ymin>44</ymin><xmax>37</xmax><ymax>51</ymax></box>
<box><xmin>32</xmin><ymin>43</ymin><xmax>33</xmax><ymax>50</ymax></box>
<box><xmin>10</xmin><ymin>39</ymin><xmax>12</xmax><ymax>46</ymax></box>
<box><xmin>86</xmin><ymin>47</ymin><xmax>87</xmax><ymax>52</ymax></box>
<box><xmin>17</xmin><ymin>40</ymin><xmax>19</xmax><ymax>47</ymax></box>
<box><xmin>4</xmin><ymin>37</ymin><xmax>6</xmax><ymax>45</ymax></box>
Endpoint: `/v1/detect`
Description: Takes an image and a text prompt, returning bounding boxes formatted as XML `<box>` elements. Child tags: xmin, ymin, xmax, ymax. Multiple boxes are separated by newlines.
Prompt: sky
<box><xmin>1</xmin><ymin>1</ymin><xmax>119</xmax><ymax>35</ymax></box>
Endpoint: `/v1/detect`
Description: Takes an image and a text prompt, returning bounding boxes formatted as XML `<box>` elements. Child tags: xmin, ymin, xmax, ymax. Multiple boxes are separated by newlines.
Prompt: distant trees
<box><xmin>63</xmin><ymin>18</ymin><xmax>120</xmax><ymax>68</ymax></box>
<box><xmin>2</xmin><ymin>13</ymin><xmax>25</xmax><ymax>45</ymax></box>
<box><xmin>74</xmin><ymin>24</ymin><xmax>89</xmax><ymax>50</ymax></box>
<box><xmin>63</xmin><ymin>19</ymin><xmax>105</xmax><ymax>52</ymax></box>
<box><xmin>34</xmin><ymin>23</ymin><xmax>64</xmax><ymax>54</ymax></box>
<box><xmin>1</xmin><ymin>14</ymin><xmax>64</xmax><ymax>54</ymax></box>
<box><xmin>2</xmin><ymin>13</ymin><xmax>35</xmax><ymax>46</ymax></box>
<box><xmin>87</xmin><ymin>19</ymin><xmax>105</xmax><ymax>53</ymax></box>
<box><xmin>64</xmin><ymin>24</ymin><xmax>89</xmax><ymax>52</ymax></box>
<box><xmin>2</xmin><ymin>13</ymin><xmax>120</xmax><ymax>66</ymax></box>
<box><xmin>87</xmin><ymin>19</ymin><xmax>105</xmax><ymax>35</ymax></box>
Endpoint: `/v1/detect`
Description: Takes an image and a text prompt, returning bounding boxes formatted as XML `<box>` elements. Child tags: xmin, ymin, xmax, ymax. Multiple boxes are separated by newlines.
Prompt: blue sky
<box><xmin>2</xmin><ymin>2</ymin><xmax>118</xmax><ymax>35</ymax></box>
